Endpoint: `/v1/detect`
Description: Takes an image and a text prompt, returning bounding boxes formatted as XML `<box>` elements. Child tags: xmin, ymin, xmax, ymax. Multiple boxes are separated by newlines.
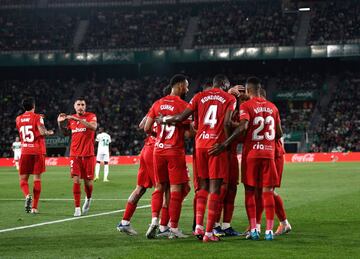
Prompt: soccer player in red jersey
<box><xmin>163</xmin><ymin>75</ymin><xmax>236</xmax><ymax>242</ymax></box>
<box><xmin>144</xmin><ymin>74</ymin><xmax>191</xmax><ymax>239</ymax></box>
<box><xmin>16</xmin><ymin>97</ymin><xmax>54</xmax><ymax>213</ymax></box>
<box><xmin>57</xmin><ymin>97</ymin><xmax>97</xmax><ymax>217</ymax></box>
<box><xmin>209</xmin><ymin>77</ymin><xmax>282</xmax><ymax>241</ymax></box>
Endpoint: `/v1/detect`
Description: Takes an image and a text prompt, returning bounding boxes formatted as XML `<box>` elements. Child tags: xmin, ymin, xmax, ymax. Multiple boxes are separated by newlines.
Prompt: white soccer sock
<box><xmin>205</xmin><ymin>232</ymin><xmax>213</xmax><ymax>237</ymax></box>
<box><xmin>214</xmin><ymin>222</ymin><xmax>221</xmax><ymax>228</ymax></box>
<box><xmin>281</xmin><ymin>219</ymin><xmax>289</xmax><ymax>226</ymax></box>
<box><xmin>159</xmin><ymin>225</ymin><xmax>169</xmax><ymax>232</ymax></box>
<box><xmin>95</xmin><ymin>163</ymin><xmax>100</xmax><ymax>178</ymax></box>
<box><xmin>104</xmin><ymin>164</ymin><xmax>109</xmax><ymax>180</ymax></box>
<box><xmin>222</xmin><ymin>222</ymin><xmax>231</xmax><ymax>230</ymax></box>
<box><xmin>151</xmin><ymin>217</ymin><xmax>158</xmax><ymax>225</ymax></box>
<box><xmin>15</xmin><ymin>161</ymin><xmax>19</xmax><ymax>170</ymax></box>
<box><xmin>265</xmin><ymin>230</ymin><xmax>273</xmax><ymax>235</ymax></box>
<box><xmin>170</xmin><ymin>227</ymin><xmax>178</xmax><ymax>232</ymax></box>
<box><xmin>256</xmin><ymin>224</ymin><xmax>261</xmax><ymax>233</ymax></box>
<box><xmin>121</xmin><ymin>220</ymin><xmax>130</xmax><ymax>225</ymax></box>
<box><xmin>195</xmin><ymin>224</ymin><xmax>204</xmax><ymax>230</ymax></box>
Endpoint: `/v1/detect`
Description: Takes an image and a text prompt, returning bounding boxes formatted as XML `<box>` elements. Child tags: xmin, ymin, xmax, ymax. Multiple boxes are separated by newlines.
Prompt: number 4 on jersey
<box><xmin>204</xmin><ymin>105</ymin><xmax>218</xmax><ymax>129</ymax></box>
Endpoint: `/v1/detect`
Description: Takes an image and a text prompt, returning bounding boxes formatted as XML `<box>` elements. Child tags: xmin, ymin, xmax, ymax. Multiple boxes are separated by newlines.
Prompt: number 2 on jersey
<box><xmin>252</xmin><ymin>116</ymin><xmax>275</xmax><ymax>141</ymax></box>
<box><xmin>204</xmin><ymin>105</ymin><xmax>218</xmax><ymax>128</ymax></box>
<box><xmin>19</xmin><ymin>125</ymin><xmax>35</xmax><ymax>142</ymax></box>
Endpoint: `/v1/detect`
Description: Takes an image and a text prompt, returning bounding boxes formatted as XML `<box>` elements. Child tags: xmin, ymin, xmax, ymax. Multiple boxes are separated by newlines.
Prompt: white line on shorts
<box><xmin>0</xmin><ymin>205</ymin><xmax>150</xmax><ymax>234</ymax></box>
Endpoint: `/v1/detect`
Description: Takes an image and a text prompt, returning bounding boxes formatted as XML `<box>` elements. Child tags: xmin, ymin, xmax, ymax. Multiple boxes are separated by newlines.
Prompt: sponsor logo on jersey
<box><xmin>200</xmin><ymin>95</ymin><xmax>226</xmax><ymax>104</ymax></box>
<box><xmin>253</xmin><ymin>142</ymin><xmax>273</xmax><ymax>151</ymax></box>
<box><xmin>72</xmin><ymin>128</ymin><xmax>87</xmax><ymax>133</ymax></box>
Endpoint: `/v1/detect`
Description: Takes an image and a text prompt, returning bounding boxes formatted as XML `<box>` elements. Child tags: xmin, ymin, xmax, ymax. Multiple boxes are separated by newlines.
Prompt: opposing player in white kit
<box><xmin>12</xmin><ymin>137</ymin><xmax>22</xmax><ymax>171</ymax></box>
<box><xmin>94</xmin><ymin>128</ymin><xmax>111</xmax><ymax>182</ymax></box>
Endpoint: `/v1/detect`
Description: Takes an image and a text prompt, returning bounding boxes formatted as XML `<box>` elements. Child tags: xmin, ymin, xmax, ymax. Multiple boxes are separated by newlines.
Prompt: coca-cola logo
<box><xmin>291</xmin><ymin>154</ymin><xmax>315</xmax><ymax>162</ymax></box>
<box><xmin>109</xmin><ymin>157</ymin><xmax>119</xmax><ymax>165</ymax></box>
<box><xmin>46</xmin><ymin>158</ymin><xmax>58</xmax><ymax>166</ymax></box>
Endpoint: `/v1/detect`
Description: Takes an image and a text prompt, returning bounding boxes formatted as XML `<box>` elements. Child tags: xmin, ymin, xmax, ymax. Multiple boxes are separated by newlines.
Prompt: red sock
<box><xmin>274</xmin><ymin>193</ymin><xmax>287</xmax><ymax>222</ymax></box>
<box><xmin>73</xmin><ymin>183</ymin><xmax>81</xmax><ymax>207</ymax></box>
<box><xmin>20</xmin><ymin>179</ymin><xmax>30</xmax><ymax>197</ymax></box>
<box><xmin>215</xmin><ymin>185</ymin><xmax>227</xmax><ymax>223</ymax></box>
<box><xmin>169</xmin><ymin>191</ymin><xmax>183</xmax><ymax>228</ymax></box>
<box><xmin>245</xmin><ymin>189</ymin><xmax>256</xmax><ymax>230</ymax></box>
<box><xmin>151</xmin><ymin>189</ymin><xmax>163</xmax><ymax>218</ymax></box>
<box><xmin>84</xmin><ymin>184</ymin><xmax>93</xmax><ymax>199</ymax></box>
<box><xmin>223</xmin><ymin>186</ymin><xmax>237</xmax><ymax>223</ymax></box>
<box><xmin>263</xmin><ymin>191</ymin><xmax>275</xmax><ymax>231</ymax></box>
<box><xmin>182</xmin><ymin>183</ymin><xmax>190</xmax><ymax>201</ymax></box>
<box><xmin>160</xmin><ymin>207</ymin><xmax>170</xmax><ymax>226</ymax></box>
<box><xmin>205</xmin><ymin>193</ymin><xmax>220</xmax><ymax>233</ymax></box>
<box><xmin>123</xmin><ymin>201</ymin><xmax>137</xmax><ymax>221</ymax></box>
<box><xmin>196</xmin><ymin>189</ymin><xmax>208</xmax><ymax>226</ymax></box>
<box><xmin>256</xmin><ymin>188</ymin><xmax>264</xmax><ymax>224</ymax></box>
<box><xmin>32</xmin><ymin>180</ymin><xmax>41</xmax><ymax>209</ymax></box>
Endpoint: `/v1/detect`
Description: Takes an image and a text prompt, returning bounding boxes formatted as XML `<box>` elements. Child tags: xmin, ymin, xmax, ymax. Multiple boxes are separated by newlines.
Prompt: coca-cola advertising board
<box><xmin>0</xmin><ymin>152</ymin><xmax>359</xmax><ymax>167</ymax></box>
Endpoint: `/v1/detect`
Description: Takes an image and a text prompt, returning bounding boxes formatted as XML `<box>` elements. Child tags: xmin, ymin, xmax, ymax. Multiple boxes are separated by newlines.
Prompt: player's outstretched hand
<box><xmin>228</xmin><ymin>85</ymin><xmax>245</xmax><ymax>97</ymax></box>
<box><xmin>57</xmin><ymin>113</ymin><xmax>67</xmax><ymax>122</ymax></box>
<box><xmin>208</xmin><ymin>143</ymin><xmax>226</xmax><ymax>156</ymax></box>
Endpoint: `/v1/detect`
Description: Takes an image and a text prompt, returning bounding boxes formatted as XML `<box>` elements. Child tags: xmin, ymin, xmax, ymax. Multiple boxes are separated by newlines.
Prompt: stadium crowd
<box><xmin>311</xmin><ymin>74</ymin><xmax>360</xmax><ymax>152</ymax></box>
<box><xmin>1</xmin><ymin>70</ymin><xmax>359</xmax><ymax>157</ymax></box>
<box><xmin>308</xmin><ymin>0</ymin><xmax>360</xmax><ymax>45</ymax></box>
<box><xmin>195</xmin><ymin>1</ymin><xmax>297</xmax><ymax>47</ymax></box>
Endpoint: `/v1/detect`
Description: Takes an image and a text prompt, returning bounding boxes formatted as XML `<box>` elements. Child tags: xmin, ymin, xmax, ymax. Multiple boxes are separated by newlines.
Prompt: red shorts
<box><xmin>153</xmin><ymin>154</ymin><xmax>189</xmax><ymax>185</ymax></box>
<box><xmin>70</xmin><ymin>156</ymin><xmax>95</xmax><ymax>180</ymax></box>
<box><xmin>241</xmin><ymin>157</ymin><xmax>278</xmax><ymax>188</ymax></box>
<box><xmin>196</xmin><ymin>148</ymin><xmax>228</xmax><ymax>180</ymax></box>
<box><xmin>137</xmin><ymin>145</ymin><xmax>155</xmax><ymax>188</ymax></box>
<box><xmin>228</xmin><ymin>153</ymin><xmax>239</xmax><ymax>185</ymax></box>
<box><xmin>19</xmin><ymin>154</ymin><xmax>45</xmax><ymax>175</ymax></box>
<box><xmin>275</xmin><ymin>155</ymin><xmax>284</xmax><ymax>187</ymax></box>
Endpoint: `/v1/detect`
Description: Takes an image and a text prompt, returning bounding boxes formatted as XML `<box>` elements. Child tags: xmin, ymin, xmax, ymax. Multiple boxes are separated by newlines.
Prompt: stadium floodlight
<box><xmin>298</xmin><ymin>7</ymin><xmax>310</xmax><ymax>12</ymax></box>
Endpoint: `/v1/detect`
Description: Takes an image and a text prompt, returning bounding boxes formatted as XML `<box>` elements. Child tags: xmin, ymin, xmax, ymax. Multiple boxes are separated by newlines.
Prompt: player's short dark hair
<box><xmin>260</xmin><ymin>88</ymin><xmax>267</xmax><ymax>98</ymax></box>
<box><xmin>162</xmin><ymin>85</ymin><xmax>172</xmax><ymax>96</ymax></box>
<box><xmin>170</xmin><ymin>74</ymin><xmax>187</xmax><ymax>87</ymax></box>
<box><xmin>74</xmin><ymin>96</ymin><xmax>86</xmax><ymax>103</ymax></box>
<box><xmin>213</xmin><ymin>74</ymin><xmax>230</xmax><ymax>89</ymax></box>
<box><xmin>246</xmin><ymin>77</ymin><xmax>261</xmax><ymax>87</ymax></box>
<box><xmin>22</xmin><ymin>97</ymin><xmax>35</xmax><ymax>111</ymax></box>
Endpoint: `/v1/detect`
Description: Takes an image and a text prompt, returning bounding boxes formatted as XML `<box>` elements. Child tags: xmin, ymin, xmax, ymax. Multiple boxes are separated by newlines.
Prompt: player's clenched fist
<box><xmin>57</xmin><ymin>113</ymin><xmax>67</xmax><ymax>122</ymax></box>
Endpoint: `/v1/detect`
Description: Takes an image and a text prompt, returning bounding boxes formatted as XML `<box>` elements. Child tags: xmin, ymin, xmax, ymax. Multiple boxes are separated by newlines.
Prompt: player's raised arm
<box><xmin>66</xmin><ymin>115</ymin><xmax>97</xmax><ymax>131</ymax></box>
<box><xmin>38</xmin><ymin>124</ymin><xmax>54</xmax><ymax>136</ymax></box>
<box><xmin>139</xmin><ymin>116</ymin><xmax>147</xmax><ymax>129</ymax></box>
<box><xmin>208</xmin><ymin>119</ymin><xmax>248</xmax><ymax>156</ymax></box>
<box><xmin>57</xmin><ymin>113</ymin><xmax>71</xmax><ymax>136</ymax></box>
<box><xmin>144</xmin><ymin>116</ymin><xmax>155</xmax><ymax>135</ymax></box>
<box><xmin>159</xmin><ymin>108</ymin><xmax>193</xmax><ymax>125</ymax></box>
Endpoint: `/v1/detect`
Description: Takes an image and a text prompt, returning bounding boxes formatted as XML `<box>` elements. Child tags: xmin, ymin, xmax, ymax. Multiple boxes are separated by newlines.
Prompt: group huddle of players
<box><xmin>14</xmin><ymin>73</ymin><xmax>291</xmax><ymax>242</ymax></box>
<box><xmin>117</xmin><ymin>74</ymin><xmax>291</xmax><ymax>242</ymax></box>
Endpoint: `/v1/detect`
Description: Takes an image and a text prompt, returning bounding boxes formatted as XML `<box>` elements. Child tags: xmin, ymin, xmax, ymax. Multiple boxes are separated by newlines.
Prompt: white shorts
<box><xmin>96</xmin><ymin>153</ymin><xmax>110</xmax><ymax>162</ymax></box>
<box><xmin>14</xmin><ymin>152</ymin><xmax>21</xmax><ymax>161</ymax></box>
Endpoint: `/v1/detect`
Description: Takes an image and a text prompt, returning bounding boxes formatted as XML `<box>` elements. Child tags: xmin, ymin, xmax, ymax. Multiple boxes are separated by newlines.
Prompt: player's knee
<box><xmin>96</xmin><ymin>161</ymin><xmax>101</xmax><ymax>164</ymax></box>
<box><xmin>104</xmin><ymin>161</ymin><xmax>108</xmax><ymax>165</ymax></box>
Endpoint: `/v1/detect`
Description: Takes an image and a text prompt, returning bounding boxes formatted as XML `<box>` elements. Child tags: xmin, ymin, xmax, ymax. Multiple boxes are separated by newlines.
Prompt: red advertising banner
<box><xmin>0</xmin><ymin>152</ymin><xmax>359</xmax><ymax>167</ymax></box>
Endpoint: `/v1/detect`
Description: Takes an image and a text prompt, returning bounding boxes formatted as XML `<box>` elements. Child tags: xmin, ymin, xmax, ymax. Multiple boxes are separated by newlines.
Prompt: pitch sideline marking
<box><xmin>0</xmin><ymin>205</ymin><xmax>150</xmax><ymax>234</ymax></box>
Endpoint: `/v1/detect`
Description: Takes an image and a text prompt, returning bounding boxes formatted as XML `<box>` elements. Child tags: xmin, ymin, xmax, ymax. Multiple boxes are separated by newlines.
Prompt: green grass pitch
<box><xmin>0</xmin><ymin>162</ymin><xmax>359</xmax><ymax>258</ymax></box>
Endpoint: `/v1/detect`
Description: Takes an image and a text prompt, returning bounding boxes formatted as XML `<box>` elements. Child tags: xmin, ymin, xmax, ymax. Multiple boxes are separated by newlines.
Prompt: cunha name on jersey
<box><xmin>200</xmin><ymin>95</ymin><xmax>226</xmax><ymax>104</ymax></box>
<box><xmin>72</xmin><ymin>128</ymin><xmax>87</xmax><ymax>133</ymax></box>
<box><xmin>160</xmin><ymin>105</ymin><xmax>174</xmax><ymax>111</ymax></box>
<box><xmin>254</xmin><ymin>107</ymin><xmax>274</xmax><ymax>114</ymax></box>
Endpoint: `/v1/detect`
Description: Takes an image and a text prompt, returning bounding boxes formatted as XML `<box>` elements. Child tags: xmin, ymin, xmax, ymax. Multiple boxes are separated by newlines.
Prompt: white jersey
<box><xmin>12</xmin><ymin>141</ymin><xmax>22</xmax><ymax>159</ymax></box>
<box><xmin>96</xmin><ymin>132</ymin><xmax>111</xmax><ymax>154</ymax></box>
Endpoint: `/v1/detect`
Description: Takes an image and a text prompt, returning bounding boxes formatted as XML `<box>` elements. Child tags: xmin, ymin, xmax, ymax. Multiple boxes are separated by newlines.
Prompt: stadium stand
<box><xmin>308</xmin><ymin>0</ymin><xmax>360</xmax><ymax>45</ymax></box>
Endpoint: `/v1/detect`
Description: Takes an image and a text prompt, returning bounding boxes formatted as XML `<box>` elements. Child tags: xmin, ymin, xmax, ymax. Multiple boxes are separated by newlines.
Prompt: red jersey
<box><xmin>275</xmin><ymin>138</ymin><xmax>285</xmax><ymax>157</ymax></box>
<box><xmin>144</xmin><ymin>122</ymin><xmax>157</xmax><ymax>146</ymax></box>
<box><xmin>148</xmin><ymin>95</ymin><xmax>190</xmax><ymax>156</ymax></box>
<box><xmin>67</xmin><ymin>112</ymin><xmax>97</xmax><ymax>157</ymax></box>
<box><xmin>230</xmin><ymin>109</ymin><xmax>245</xmax><ymax>154</ymax></box>
<box><xmin>239</xmin><ymin>97</ymin><xmax>281</xmax><ymax>159</ymax></box>
<box><xmin>188</xmin><ymin>88</ymin><xmax>236</xmax><ymax>149</ymax></box>
<box><xmin>16</xmin><ymin>111</ymin><xmax>43</xmax><ymax>155</ymax></box>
